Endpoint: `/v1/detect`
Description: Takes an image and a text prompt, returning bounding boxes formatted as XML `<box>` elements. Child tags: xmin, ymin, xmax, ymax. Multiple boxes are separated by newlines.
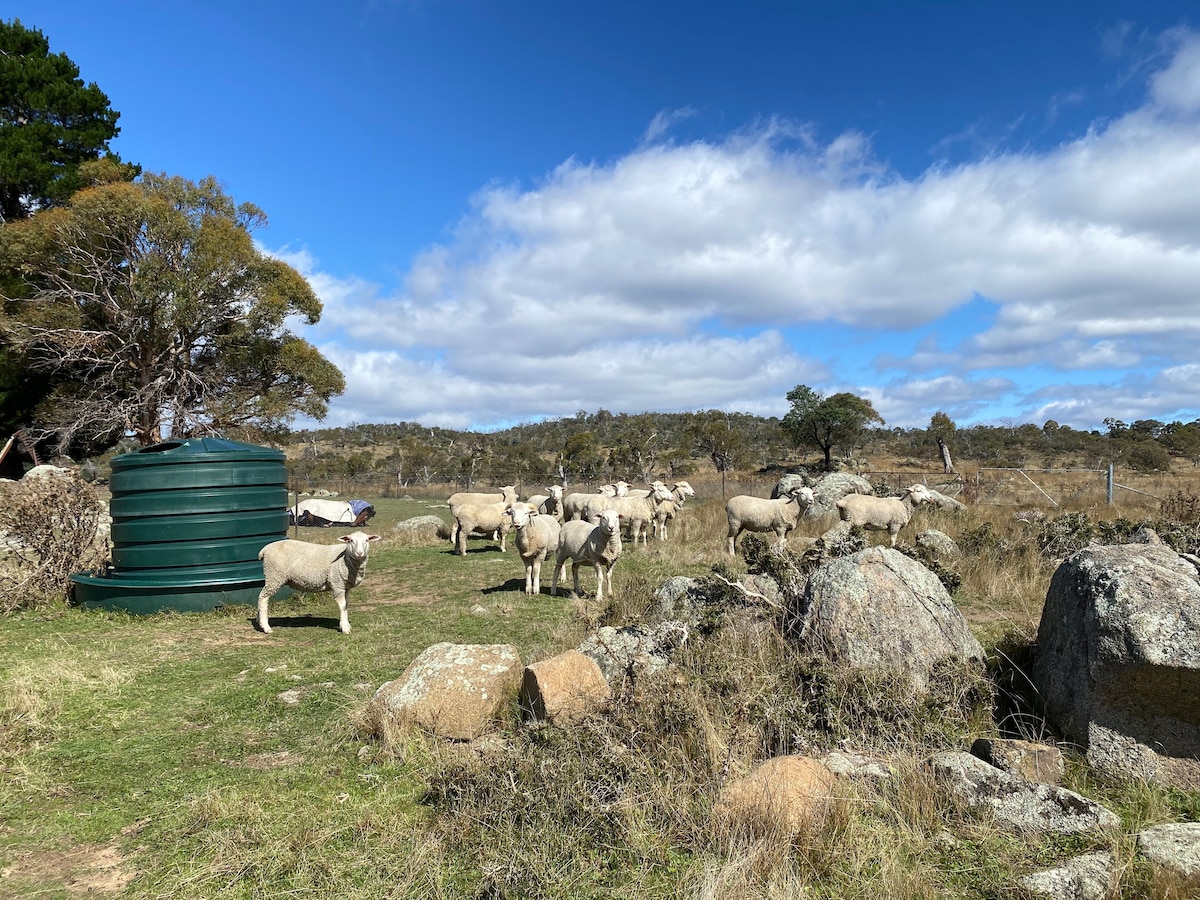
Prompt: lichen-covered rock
<box><xmin>806</xmin><ymin>473</ymin><xmax>874</xmax><ymax>519</ymax></box>
<box><xmin>928</xmin><ymin>751</ymin><xmax>1119</xmax><ymax>834</ymax></box>
<box><xmin>520</xmin><ymin>650</ymin><xmax>611</xmax><ymax>725</ymax></box>
<box><xmin>1032</xmin><ymin>543</ymin><xmax>1200</xmax><ymax>789</ymax></box>
<box><xmin>1137</xmin><ymin>822</ymin><xmax>1200</xmax><ymax>882</ymax></box>
<box><xmin>916</xmin><ymin>529</ymin><xmax>960</xmax><ymax>560</ymax></box>
<box><xmin>1019</xmin><ymin>851</ymin><xmax>1116</xmax><ymax>900</ymax></box>
<box><xmin>799</xmin><ymin>547</ymin><xmax>983</xmax><ymax>691</ymax></box>
<box><xmin>577</xmin><ymin>622</ymin><xmax>688</xmax><ymax>688</ymax></box>
<box><xmin>714</xmin><ymin>756</ymin><xmax>837</xmax><ymax>835</ymax></box>
<box><xmin>372</xmin><ymin>643</ymin><xmax>522</xmax><ymax>740</ymax></box>
<box><xmin>647</xmin><ymin>576</ymin><xmax>702</xmax><ymax>626</ymax></box>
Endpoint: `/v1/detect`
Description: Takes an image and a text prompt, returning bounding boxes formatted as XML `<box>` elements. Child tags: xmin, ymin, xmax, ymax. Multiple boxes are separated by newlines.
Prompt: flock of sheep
<box><xmin>252</xmin><ymin>477</ymin><xmax>938</xmax><ymax>635</ymax></box>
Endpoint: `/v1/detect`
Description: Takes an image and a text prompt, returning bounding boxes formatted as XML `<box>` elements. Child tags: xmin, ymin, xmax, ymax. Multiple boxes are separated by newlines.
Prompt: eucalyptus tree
<box><xmin>0</xmin><ymin>167</ymin><xmax>344</xmax><ymax>452</ymax></box>
<box><xmin>781</xmin><ymin>384</ymin><xmax>885</xmax><ymax>471</ymax></box>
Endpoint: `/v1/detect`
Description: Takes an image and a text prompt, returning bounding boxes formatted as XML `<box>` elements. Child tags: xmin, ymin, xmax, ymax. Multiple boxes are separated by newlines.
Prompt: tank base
<box><xmin>70</xmin><ymin>572</ymin><xmax>291</xmax><ymax>615</ymax></box>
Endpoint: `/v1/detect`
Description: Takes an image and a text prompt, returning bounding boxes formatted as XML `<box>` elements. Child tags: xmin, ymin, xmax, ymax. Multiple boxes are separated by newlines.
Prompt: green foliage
<box><xmin>781</xmin><ymin>384</ymin><xmax>885</xmax><ymax>471</ymax></box>
<box><xmin>0</xmin><ymin>19</ymin><xmax>129</xmax><ymax>222</ymax></box>
<box><xmin>0</xmin><ymin>172</ymin><xmax>344</xmax><ymax>452</ymax></box>
<box><xmin>1122</xmin><ymin>438</ymin><xmax>1173</xmax><ymax>473</ymax></box>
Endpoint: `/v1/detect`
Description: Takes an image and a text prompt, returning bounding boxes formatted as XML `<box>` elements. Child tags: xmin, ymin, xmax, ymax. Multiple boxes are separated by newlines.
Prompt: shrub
<box><xmin>0</xmin><ymin>473</ymin><xmax>104</xmax><ymax>613</ymax></box>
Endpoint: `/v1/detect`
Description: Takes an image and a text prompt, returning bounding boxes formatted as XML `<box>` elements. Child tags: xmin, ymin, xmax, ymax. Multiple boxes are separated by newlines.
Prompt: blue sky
<box><xmin>9</xmin><ymin>1</ymin><xmax>1200</xmax><ymax>431</ymax></box>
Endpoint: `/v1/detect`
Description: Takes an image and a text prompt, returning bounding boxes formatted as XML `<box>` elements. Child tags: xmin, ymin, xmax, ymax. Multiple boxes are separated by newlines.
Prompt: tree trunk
<box><xmin>938</xmin><ymin>438</ymin><xmax>955</xmax><ymax>474</ymax></box>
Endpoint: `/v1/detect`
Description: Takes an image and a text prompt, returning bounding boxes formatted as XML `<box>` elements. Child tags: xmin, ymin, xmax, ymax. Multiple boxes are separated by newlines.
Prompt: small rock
<box><xmin>1019</xmin><ymin>851</ymin><xmax>1116</xmax><ymax>900</ymax></box>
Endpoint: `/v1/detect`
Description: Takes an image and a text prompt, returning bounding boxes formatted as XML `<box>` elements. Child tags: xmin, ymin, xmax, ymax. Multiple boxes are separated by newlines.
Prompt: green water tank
<box><xmin>71</xmin><ymin>437</ymin><xmax>290</xmax><ymax>614</ymax></box>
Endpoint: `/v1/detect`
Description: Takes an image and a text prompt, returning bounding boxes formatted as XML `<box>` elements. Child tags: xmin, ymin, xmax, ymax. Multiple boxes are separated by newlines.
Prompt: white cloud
<box><xmin>287</xmin><ymin>29</ymin><xmax>1200</xmax><ymax>432</ymax></box>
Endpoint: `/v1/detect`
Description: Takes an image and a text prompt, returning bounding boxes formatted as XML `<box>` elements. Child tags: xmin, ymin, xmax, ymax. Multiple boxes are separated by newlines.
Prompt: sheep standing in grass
<box><xmin>257</xmin><ymin>531</ymin><xmax>381</xmax><ymax>635</ymax></box>
<box><xmin>525</xmin><ymin>485</ymin><xmax>565</xmax><ymax>521</ymax></box>
<box><xmin>505</xmin><ymin>503</ymin><xmax>562</xmax><ymax>595</ymax></box>
<box><xmin>835</xmin><ymin>484</ymin><xmax>934</xmax><ymax>547</ymax></box>
<box><xmin>453</xmin><ymin>497</ymin><xmax>517</xmax><ymax>555</ymax></box>
<box><xmin>652</xmin><ymin>481</ymin><xmax>695</xmax><ymax>540</ymax></box>
<box><xmin>591</xmin><ymin>481</ymin><xmax>674</xmax><ymax>546</ymax></box>
<box><xmin>562</xmin><ymin>483</ymin><xmax>620</xmax><ymax>521</ymax></box>
<box><xmin>449</xmin><ymin>485</ymin><xmax>517</xmax><ymax>544</ymax></box>
<box><xmin>553</xmin><ymin>509</ymin><xmax>622</xmax><ymax>603</ymax></box>
<box><xmin>725</xmin><ymin>486</ymin><xmax>816</xmax><ymax>555</ymax></box>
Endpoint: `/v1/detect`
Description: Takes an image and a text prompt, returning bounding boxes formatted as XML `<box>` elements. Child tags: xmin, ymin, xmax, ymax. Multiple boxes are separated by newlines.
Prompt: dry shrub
<box><xmin>0</xmin><ymin>473</ymin><xmax>104</xmax><ymax>612</ymax></box>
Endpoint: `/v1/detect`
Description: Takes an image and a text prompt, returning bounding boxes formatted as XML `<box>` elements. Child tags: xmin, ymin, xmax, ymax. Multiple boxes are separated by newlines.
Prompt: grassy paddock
<box><xmin>2</xmin><ymin>483</ymin><xmax>1199</xmax><ymax>897</ymax></box>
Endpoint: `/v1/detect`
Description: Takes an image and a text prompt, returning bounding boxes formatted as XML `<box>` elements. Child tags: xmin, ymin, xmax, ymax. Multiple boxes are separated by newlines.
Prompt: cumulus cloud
<box><xmin>289</xmin><ymin>29</ymin><xmax>1200</xmax><ymax>431</ymax></box>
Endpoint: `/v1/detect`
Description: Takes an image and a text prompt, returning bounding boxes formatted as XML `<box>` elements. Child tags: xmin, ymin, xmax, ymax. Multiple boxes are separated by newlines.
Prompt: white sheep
<box><xmin>591</xmin><ymin>481</ymin><xmax>674</xmax><ymax>546</ymax></box>
<box><xmin>524</xmin><ymin>485</ymin><xmax>565</xmax><ymax>521</ymax></box>
<box><xmin>453</xmin><ymin>497</ymin><xmax>516</xmax><ymax>555</ymax></box>
<box><xmin>449</xmin><ymin>485</ymin><xmax>517</xmax><ymax>543</ymax></box>
<box><xmin>835</xmin><ymin>483</ymin><xmax>934</xmax><ymax>547</ymax></box>
<box><xmin>562</xmin><ymin>483</ymin><xmax>619</xmax><ymax>521</ymax></box>
<box><xmin>552</xmin><ymin>508</ymin><xmax>622</xmax><ymax>603</ymax></box>
<box><xmin>505</xmin><ymin>503</ymin><xmax>563</xmax><ymax>595</ymax></box>
<box><xmin>257</xmin><ymin>531</ymin><xmax>381</xmax><ymax>635</ymax></box>
<box><xmin>447</xmin><ymin>484</ymin><xmax>517</xmax><ymax>512</ymax></box>
<box><xmin>651</xmin><ymin>481</ymin><xmax>695</xmax><ymax>540</ymax></box>
<box><xmin>725</xmin><ymin>486</ymin><xmax>816</xmax><ymax>555</ymax></box>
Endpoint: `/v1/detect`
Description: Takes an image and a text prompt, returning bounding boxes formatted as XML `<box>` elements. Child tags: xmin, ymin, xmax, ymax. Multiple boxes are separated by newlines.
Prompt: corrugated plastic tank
<box><xmin>71</xmin><ymin>437</ymin><xmax>290</xmax><ymax>614</ymax></box>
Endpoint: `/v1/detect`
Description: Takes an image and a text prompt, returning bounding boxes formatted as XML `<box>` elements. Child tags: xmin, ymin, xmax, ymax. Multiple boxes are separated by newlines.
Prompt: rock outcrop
<box><xmin>1033</xmin><ymin>543</ymin><xmax>1200</xmax><ymax>789</ymax></box>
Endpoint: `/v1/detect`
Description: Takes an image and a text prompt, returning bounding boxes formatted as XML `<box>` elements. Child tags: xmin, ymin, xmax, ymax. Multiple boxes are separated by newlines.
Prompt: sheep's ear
<box><xmin>338</xmin><ymin>535</ymin><xmax>352</xmax><ymax>543</ymax></box>
<box><xmin>368</xmin><ymin>534</ymin><xmax>382</xmax><ymax>541</ymax></box>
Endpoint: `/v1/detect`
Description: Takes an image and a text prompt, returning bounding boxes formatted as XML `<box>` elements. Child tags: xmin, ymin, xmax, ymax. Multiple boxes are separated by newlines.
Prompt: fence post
<box><xmin>1107</xmin><ymin>464</ymin><xmax>1114</xmax><ymax>506</ymax></box>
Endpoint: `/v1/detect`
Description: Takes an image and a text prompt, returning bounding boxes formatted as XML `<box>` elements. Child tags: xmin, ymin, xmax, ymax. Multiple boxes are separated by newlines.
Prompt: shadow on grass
<box><xmin>251</xmin><ymin>615</ymin><xmax>344</xmax><ymax>632</ymax></box>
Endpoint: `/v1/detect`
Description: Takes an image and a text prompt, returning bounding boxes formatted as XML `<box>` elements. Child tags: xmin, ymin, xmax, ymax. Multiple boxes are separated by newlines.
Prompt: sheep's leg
<box><xmin>498</xmin><ymin>528</ymin><xmax>507</xmax><ymax>553</ymax></box>
<box><xmin>334</xmin><ymin>588</ymin><xmax>351</xmax><ymax>634</ymax></box>
<box><xmin>727</xmin><ymin>526</ymin><xmax>739</xmax><ymax>555</ymax></box>
<box><xmin>888</xmin><ymin>526</ymin><xmax>900</xmax><ymax>547</ymax></box>
<box><xmin>524</xmin><ymin>562</ymin><xmax>534</xmax><ymax>595</ymax></box>
<box><xmin>530</xmin><ymin>558</ymin><xmax>541</xmax><ymax>595</ymax></box>
<box><xmin>572</xmin><ymin>561</ymin><xmax>582</xmax><ymax>598</ymax></box>
<box><xmin>551</xmin><ymin>557</ymin><xmax>562</xmax><ymax>596</ymax></box>
<box><xmin>256</xmin><ymin>583</ymin><xmax>277</xmax><ymax>634</ymax></box>
<box><xmin>775</xmin><ymin>526</ymin><xmax>789</xmax><ymax>548</ymax></box>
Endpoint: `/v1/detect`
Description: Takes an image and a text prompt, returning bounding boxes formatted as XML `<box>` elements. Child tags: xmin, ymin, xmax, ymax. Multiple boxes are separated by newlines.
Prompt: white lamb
<box><xmin>505</xmin><ymin>503</ymin><xmax>563</xmax><ymax>595</ymax></box>
<box><xmin>453</xmin><ymin>497</ymin><xmax>516</xmax><ymax>555</ymax></box>
<box><xmin>835</xmin><ymin>483</ymin><xmax>934</xmax><ymax>547</ymax></box>
<box><xmin>257</xmin><ymin>530</ymin><xmax>381</xmax><ymax>635</ymax></box>
<box><xmin>552</xmin><ymin>508</ymin><xmax>622</xmax><ymax>603</ymax></box>
<box><xmin>725</xmin><ymin>486</ymin><xmax>816</xmax><ymax>555</ymax></box>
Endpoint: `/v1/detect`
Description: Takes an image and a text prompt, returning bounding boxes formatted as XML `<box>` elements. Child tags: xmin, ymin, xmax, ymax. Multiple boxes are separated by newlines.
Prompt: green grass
<box><xmin>2</xmin><ymin>494</ymin><xmax>1198</xmax><ymax>898</ymax></box>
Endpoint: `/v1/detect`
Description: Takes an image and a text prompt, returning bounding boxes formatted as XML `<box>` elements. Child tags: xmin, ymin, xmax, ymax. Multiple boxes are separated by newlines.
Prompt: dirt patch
<box><xmin>0</xmin><ymin>842</ymin><xmax>135</xmax><ymax>896</ymax></box>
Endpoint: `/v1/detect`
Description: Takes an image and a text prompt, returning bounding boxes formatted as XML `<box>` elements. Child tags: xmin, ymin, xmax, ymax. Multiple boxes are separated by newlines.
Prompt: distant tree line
<box><xmin>286</xmin><ymin>393</ymin><xmax>1200</xmax><ymax>493</ymax></box>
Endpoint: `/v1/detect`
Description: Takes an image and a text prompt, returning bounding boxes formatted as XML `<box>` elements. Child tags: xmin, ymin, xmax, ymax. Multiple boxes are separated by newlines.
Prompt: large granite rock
<box><xmin>798</xmin><ymin>547</ymin><xmax>983</xmax><ymax>691</ymax></box>
<box><xmin>808</xmin><ymin>473</ymin><xmax>875</xmax><ymax>519</ymax></box>
<box><xmin>1032</xmin><ymin>543</ymin><xmax>1200</xmax><ymax>789</ymax></box>
<box><xmin>372</xmin><ymin>643</ymin><xmax>522</xmax><ymax>740</ymax></box>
